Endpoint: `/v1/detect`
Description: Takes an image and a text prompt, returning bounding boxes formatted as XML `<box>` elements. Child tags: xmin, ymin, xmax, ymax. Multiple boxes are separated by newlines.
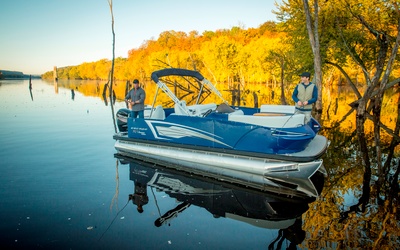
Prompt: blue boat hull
<box><xmin>126</xmin><ymin>114</ymin><xmax>316</xmax><ymax>155</ymax></box>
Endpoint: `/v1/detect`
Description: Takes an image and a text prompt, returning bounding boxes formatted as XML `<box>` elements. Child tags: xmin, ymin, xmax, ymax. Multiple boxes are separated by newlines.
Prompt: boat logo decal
<box><xmin>145</xmin><ymin>120</ymin><xmax>232</xmax><ymax>148</ymax></box>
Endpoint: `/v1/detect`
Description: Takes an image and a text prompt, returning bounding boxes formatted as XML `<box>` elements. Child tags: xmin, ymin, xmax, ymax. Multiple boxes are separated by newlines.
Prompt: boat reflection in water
<box><xmin>117</xmin><ymin>155</ymin><xmax>321</xmax><ymax>248</ymax></box>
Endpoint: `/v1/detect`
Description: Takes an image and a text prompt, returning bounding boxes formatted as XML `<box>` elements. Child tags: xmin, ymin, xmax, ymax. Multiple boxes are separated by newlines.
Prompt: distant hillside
<box><xmin>0</xmin><ymin>70</ymin><xmax>41</xmax><ymax>79</ymax></box>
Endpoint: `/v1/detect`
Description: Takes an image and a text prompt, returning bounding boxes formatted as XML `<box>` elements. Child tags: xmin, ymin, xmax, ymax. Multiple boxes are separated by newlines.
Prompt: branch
<box><xmin>325</xmin><ymin>61</ymin><xmax>362</xmax><ymax>99</ymax></box>
<box><xmin>370</xmin><ymin>78</ymin><xmax>400</xmax><ymax>98</ymax></box>
<box><xmin>365</xmin><ymin>112</ymin><xmax>400</xmax><ymax>141</ymax></box>
<box><xmin>345</xmin><ymin>2</ymin><xmax>398</xmax><ymax>91</ymax></box>
<box><xmin>334</xmin><ymin>11</ymin><xmax>371</xmax><ymax>85</ymax></box>
<box><xmin>379</xmin><ymin>17</ymin><xmax>400</xmax><ymax>93</ymax></box>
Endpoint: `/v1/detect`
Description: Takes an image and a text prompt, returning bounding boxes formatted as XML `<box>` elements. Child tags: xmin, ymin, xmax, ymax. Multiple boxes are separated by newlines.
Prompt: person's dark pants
<box><xmin>131</xmin><ymin>110</ymin><xmax>144</xmax><ymax>118</ymax></box>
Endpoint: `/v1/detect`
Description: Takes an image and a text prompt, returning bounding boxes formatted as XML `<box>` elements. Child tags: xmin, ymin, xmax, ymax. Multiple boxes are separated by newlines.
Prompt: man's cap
<box><xmin>133</xmin><ymin>79</ymin><xmax>139</xmax><ymax>84</ymax></box>
<box><xmin>300</xmin><ymin>72</ymin><xmax>311</xmax><ymax>77</ymax></box>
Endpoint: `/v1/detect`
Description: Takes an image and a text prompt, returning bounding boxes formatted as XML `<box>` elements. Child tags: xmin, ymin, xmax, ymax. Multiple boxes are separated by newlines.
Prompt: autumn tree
<box><xmin>321</xmin><ymin>0</ymin><xmax>400</xmax><ymax>202</ymax></box>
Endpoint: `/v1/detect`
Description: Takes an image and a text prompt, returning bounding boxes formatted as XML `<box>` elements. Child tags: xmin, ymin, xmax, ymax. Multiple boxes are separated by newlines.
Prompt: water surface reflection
<box><xmin>0</xmin><ymin>79</ymin><xmax>397</xmax><ymax>249</ymax></box>
<box><xmin>117</xmin><ymin>156</ymin><xmax>314</xmax><ymax>249</ymax></box>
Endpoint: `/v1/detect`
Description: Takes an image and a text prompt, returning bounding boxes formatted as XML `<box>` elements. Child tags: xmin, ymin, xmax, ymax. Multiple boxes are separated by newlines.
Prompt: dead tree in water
<box><xmin>108</xmin><ymin>0</ymin><xmax>115</xmax><ymax>96</ymax></box>
<box><xmin>108</xmin><ymin>0</ymin><xmax>117</xmax><ymax>133</ymax></box>
<box><xmin>326</xmin><ymin>5</ymin><xmax>400</xmax><ymax>206</ymax></box>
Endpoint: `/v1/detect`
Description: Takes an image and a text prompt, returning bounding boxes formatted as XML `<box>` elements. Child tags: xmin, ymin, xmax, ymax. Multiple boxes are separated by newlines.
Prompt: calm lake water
<box><xmin>1</xmin><ymin>79</ymin><xmax>397</xmax><ymax>249</ymax></box>
<box><xmin>0</xmin><ymin>79</ymin><xmax>315</xmax><ymax>249</ymax></box>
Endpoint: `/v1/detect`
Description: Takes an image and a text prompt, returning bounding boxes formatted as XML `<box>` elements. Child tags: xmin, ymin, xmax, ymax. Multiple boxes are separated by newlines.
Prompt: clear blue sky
<box><xmin>0</xmin><ymin>0</ymin><xmax>281</xmax><ymax>75</ymax></box>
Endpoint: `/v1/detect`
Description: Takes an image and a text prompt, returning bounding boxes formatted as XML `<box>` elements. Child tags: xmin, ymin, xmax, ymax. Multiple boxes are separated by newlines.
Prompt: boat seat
<box><xmin>260</xmin><ymin>105</ymin><xmax>296</xmax><ymax>115</ymax></box>
<box><xmin>228</xmin><ymin>113</ymin><xmax>305</xmax><ymax>128</ymax></box>
<box><xmin>174</xmin><ymin>101</ymin><xmax>190</xmax><ymax>115</ymax></box>
<box><xmin>253</xmin><ymin>113</ymin><xmax>286</xmax><ymax>116</ymax></box>
<box><xmin>187</xmin><ymin>103</ymin><xmax>217</xmax><ymax>116</ymax></box>
<box><xmin>150</xmin><ymin>105</ymin><xmax>165</xmax><ymax>120</ymax></box>
<box><xmin>228</xmin><ymin>109</ymin><xmax>244</xmax><ymax>116</ymax></box>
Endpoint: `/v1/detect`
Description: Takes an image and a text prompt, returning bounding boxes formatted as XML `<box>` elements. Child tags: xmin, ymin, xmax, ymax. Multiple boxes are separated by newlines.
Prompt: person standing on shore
<box><xmin>125</xmin><ymin>79</ymin><xmax>146</xmax><ymax>118</ymax></box>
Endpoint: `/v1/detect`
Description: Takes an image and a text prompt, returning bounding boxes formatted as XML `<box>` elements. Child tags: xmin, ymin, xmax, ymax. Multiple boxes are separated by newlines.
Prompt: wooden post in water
<box><xmin>253</xmin><ymin>91</ymin><xmax>258</xmax><ymax>108</ymax></box>
<box><xmin>29</xmin><ymin>75</ymin><xmax>32</xmax><ymax>89</ymax></box>
<box><xmin>125</xmin><ymin>80</ymin><xmax>130</xmax><ymax>97</ymax></box>
<box><xmin>125</xmin><ymin>80</ymin><xmax>130</xmax><ymax>108</ymax></box>
<box><xmin>236</xmin><ymin>84</ymin><xmax>241</xmax><ymax>106</ymax></box>
<box><xmin>53</xmin><ymin>66</ymin><xmax>58</xmax><ymax>93</ymax></box>
<box><xmin>53</xmin><ymin>66</ymin><xmax>58</xmax><ymax>81</ymax></box>
<box><xmin>29</xmin><ymin>75</ymin><xmax>33</xmax><ymax>101</ymax></box>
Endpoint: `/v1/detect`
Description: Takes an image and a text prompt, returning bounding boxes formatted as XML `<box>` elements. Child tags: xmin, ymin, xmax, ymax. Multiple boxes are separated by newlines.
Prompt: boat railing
<box><xmin>155</xmin><ymin>80</ymin><xmax>182</xmax><ymax>105</ymax></box>
<box><xmin>201</xmin><ymin>79</ymin><xmax>228</xmax><ymax>104</ymax></box>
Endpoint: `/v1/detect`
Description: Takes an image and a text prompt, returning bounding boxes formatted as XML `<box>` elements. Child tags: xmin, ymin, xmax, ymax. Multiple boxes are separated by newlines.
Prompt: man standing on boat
<box><xmin>125</xmin><ymin>79</ymin><xmax>146</xmax><ymax>118</ymax></box>
<box><xmin>292</xmin><ymin>72</ymin><xmax>318</xmax><ymax>123</ymax></box>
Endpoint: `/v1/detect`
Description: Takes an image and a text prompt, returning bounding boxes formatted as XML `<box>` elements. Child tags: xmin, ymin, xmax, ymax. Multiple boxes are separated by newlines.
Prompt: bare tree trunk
<box><xmin>356</xmin><ymin>96</ymin><xmax>372</xmax><ymax>200</ymax></box>
<box><xmin>303</xmin><ymin>0</ymin><xmax>323</xmax><ymax>114</ymax></box>
<box><xmin>108</xmin><ymin>0</ymin><xmax>117</xmax><ymax>133</ymax></box>
<box><xmin>108</xmin><ymin>0</ymin><xmax>115</xmax><ymax>95</ymax></box>
<box><xmin>374</xmin><ymin>20</ymin><xmax>400</xmax><ymax>198</ymax></box>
